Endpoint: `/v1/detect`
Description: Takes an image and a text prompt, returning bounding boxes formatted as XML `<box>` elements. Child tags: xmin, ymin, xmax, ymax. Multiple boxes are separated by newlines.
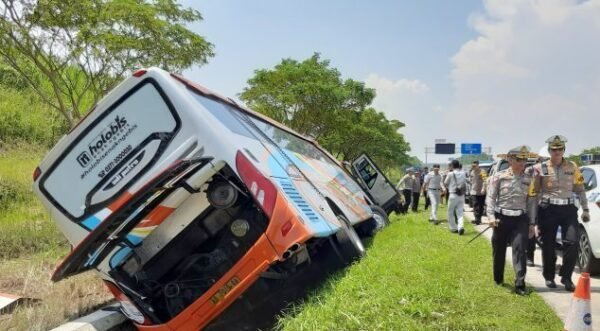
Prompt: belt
<box><xmin>495</xmin><ymin>208</ymin><xmax>525</xmax><ymax>217</ymax></box>
<box><xmin>542</xmin><ymin>197</ymin><xmax>573</xmax><ymax>206</ymax></box>
<box><xmin>428</xmin><ymin>188</ymin><xmax>441</xmax><ymax>190</ymax></box>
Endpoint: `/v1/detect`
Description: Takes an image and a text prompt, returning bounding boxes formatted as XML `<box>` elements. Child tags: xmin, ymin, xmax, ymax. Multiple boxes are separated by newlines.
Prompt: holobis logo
<box><xmin>76</xmin><ymin>116</ymin><xmax>129</xmax><ymax>167</ymax></box>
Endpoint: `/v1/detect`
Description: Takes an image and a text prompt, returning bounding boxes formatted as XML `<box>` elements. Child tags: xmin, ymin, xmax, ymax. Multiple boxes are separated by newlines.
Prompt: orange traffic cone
<box><xmin>564</xmin><ymin>272</ymin><xmax>592</xmax><ymax>331</ymax></box>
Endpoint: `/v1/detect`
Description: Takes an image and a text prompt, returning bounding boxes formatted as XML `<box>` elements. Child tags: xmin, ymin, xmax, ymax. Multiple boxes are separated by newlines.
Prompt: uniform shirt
<box><xmin>529</xmin><ymin>158</ymin><xmax>588</xmax><ymax>220</ymax></box>
<box><xmin>424</xmin><ymin>172</ymin><xmax>443</xmax><ymax>190</ymax></box>
<box><xmin>469</xmin><ymin>168</ymin><xmax>487</xmax><ymax>196</ymax></box>
<box><xmin>486</xmin><ymin>168</ymin><xmax>535</xmax><ymax>224</ymax></box>
<box><xmin>396</xmin><ymin>174</ymin><xmax>414</xmax><ymax>191</ymax></box>
<box><xmin>412</xmin><ymin>174</ymin><xmax>421</xmax><ymax>192</ymax></box>
<box><xmin>443</xmin><ymin>169</ymin><xmax>466</xmax><ymax>194</ymax></box>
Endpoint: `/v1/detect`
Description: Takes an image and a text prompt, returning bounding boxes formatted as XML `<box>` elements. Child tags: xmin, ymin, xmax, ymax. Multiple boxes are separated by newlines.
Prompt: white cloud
<box><xmin>365</xmin><ymin>74</ymin><xmax>430</xmax><ymax>95</ymax></box>
<box><xmin>364</xmin><ymin>74</ymin><xmax>439</xmax><ymax>159</ymax></box>
<box><xmin>450</xmin><ymin>0</ymin><xmax>600</xmax><ymax>156</ymax></box>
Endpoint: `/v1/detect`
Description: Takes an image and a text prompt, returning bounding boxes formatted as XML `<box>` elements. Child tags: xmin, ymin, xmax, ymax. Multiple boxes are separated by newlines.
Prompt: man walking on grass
<box><xmin>487</xmin><ymin>146</ymin><xmax>536</xmax><ymax>296</ymax></box>
<box><xmin>396</xmin><ymin>168</ymin><xmax>415</xmax><ymax>214</ymax></box>
<box><xmin>423</xmin><ymin>164</ymin><xmax>443</xmax><ymax>224</ymax></box>
<box><xmin>444</xmin><ymin>160</ymin><xmax>466</xmax><ymax>234</ymax></box>
<box><xmin>469</xmin><ymin>160</ymin><xmax>487</xmax><ymax>225</ymax></box>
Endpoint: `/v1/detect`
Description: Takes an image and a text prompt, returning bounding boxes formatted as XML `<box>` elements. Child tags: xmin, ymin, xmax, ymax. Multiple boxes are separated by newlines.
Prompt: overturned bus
<box><xmin>32</xmin><ymin>68</ymin><xmax>380</xmax><ymax>329</ymax></box>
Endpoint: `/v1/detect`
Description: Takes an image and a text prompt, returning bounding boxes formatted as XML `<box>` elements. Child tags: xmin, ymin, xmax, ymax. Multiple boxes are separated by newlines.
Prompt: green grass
<box><xmin>0</xmin><ymin>146</ymin><xmax>66</xmax><ymax>258</ymax></box>
<box><xmin>275</xmin><ymin>207</ymin><xmax>562</xmax><ymax>331</ymax></box>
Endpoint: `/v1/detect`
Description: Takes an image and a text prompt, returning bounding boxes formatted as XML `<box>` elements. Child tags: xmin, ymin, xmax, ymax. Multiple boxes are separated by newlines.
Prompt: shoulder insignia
<box><xmin>574</xmin><ymin>167</ymin><xmax>584</xmax><ymax>185</ymax></box>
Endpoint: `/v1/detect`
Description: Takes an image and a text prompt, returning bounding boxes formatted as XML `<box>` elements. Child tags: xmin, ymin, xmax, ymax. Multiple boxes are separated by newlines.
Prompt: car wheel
<box><xmin>331</xmin><ymin>215</ymin><xmax>365</xmax><ymax>265</ymax></box>
<box><xmin>578</xmin><ymin>229</ymin><xmax>600</xmax><ymax>275</ymax></box>
<box><xmin>370</xmin><ymin>205</ymin><xmax>389</xmax><ymax>231</ymax></box>
<box><xmin>357</xmin><ymin>205</ymin><xmax>389</xmax><ymax>237</ymax></box>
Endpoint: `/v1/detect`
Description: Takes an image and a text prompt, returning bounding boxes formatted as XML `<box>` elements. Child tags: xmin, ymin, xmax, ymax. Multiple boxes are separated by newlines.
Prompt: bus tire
<box><xmin>357</xmin><ymin>205</ymin><xmax>389</xmax><ymax>237</ymax></box>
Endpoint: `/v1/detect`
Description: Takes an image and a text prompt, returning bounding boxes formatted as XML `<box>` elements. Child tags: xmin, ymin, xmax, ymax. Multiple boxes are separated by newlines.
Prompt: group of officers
<box><xmin>486</xmin><ymin>134</ymin><xmax>590</xmax><ymax>295</ymax></box>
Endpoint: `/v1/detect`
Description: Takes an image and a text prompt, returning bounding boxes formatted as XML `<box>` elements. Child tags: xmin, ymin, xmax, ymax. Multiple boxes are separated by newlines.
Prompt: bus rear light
<box><xmin>132</xmin><ymin>69</ymin><xmax>147</xmax><ymax>77</ymax></box>
<box><xmin>33</xmin><ymin>167</ymin><xmax>42</xmax><ymax>181</ymax></box>
<box><xmin>281</xmin><ymin>220</ymin><xmax>292</xmax><ymax>237</ymax></box>
<box><xmin>235</xmin><ymin>151</ymin><xmax>277</xmax><ymax>218</ymax></box>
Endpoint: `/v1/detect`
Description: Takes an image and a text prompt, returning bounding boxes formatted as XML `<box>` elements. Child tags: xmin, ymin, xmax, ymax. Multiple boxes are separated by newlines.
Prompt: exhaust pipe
<box><xmin>282</xmin><ymin>243</ymin><xmax>302</xmax><ymax>260</ymax></box>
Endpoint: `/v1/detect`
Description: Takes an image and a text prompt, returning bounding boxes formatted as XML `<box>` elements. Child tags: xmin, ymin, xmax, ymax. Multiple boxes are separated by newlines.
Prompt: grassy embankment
<box><xmin>0</xmin><ymin>84</ymin><xmax>113</xmax><ymax>330</ymax></box>
<box><xmin>276</xmin><ymin>208</ymin><xmax>563</xmax><ymax>331</ymax></box>
<box><xmin>0</xmin><ymin>146</ymin><xmax>114</xmax><ymax>331</ymax></box>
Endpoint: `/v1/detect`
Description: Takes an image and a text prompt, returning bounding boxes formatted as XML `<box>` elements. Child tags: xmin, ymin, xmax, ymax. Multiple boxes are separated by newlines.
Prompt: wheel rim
<box><xmin>579</xmin><ymin>232</ymin><xmax>591</xmax><ymax>270</ymax></box>
<box><xmin>373</xmin><ymin>212</ymin><xmax>386</xmax><ymax>230</ymax></box>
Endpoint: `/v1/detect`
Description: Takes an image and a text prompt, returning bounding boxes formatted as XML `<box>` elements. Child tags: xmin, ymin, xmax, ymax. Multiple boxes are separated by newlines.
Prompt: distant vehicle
<box><xmin>345</xmin><ymin>153</ymin><xmax>402</xmax><ymax>229</ymax></box>
<box><xmin>32</xmin><ymin>68</ymin><xmax>379</xmax><ymax>330</ymax></box>
<box><xmin>577</xmin><ymin>163</ymin><xmax>600</xmax><ymax>275</ymax></box>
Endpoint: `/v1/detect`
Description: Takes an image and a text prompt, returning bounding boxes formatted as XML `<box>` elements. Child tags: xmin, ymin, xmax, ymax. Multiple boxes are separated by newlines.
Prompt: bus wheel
<box><xmin>357</xmin><ymin>205</ymin><xmax>389</xmax><ymax>237</ymax></box>
<box><xmin>331</xmin><ymin>215</ymin><xmax>365</xmax><ymax>264</ymax></box>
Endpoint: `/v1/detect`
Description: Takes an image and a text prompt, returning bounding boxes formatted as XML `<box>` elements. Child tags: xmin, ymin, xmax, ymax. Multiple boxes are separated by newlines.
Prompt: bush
<box><xmin>0</xmin><ymin>178</ymin><xmax>27</xmax><ymax>206</ymax></box>
<box><xmin>0</xmin><ymin>87</ymin><xmax>69</xmax><ymax>147</ymax></box>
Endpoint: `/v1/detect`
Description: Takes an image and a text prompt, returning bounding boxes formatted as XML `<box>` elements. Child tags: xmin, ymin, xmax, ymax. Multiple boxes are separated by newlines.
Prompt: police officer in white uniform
<box><xmin>444</xmin><ymin>160</ymin><xmax>467</xmax><ymax>234</ymax></box>
<box><xmin>487</xmin><ymin>146</ymin><xmax>536</xmax><ymax>295</ymax></box>
<box><xmin>529</xmin><ymin>135</ymin><xmax>590</xmax><ymax>291</ymax></box>
<box><xmin>423</xmin><ymin>164</ymin><xmax>444</xmax><ymax>224</ymax></box>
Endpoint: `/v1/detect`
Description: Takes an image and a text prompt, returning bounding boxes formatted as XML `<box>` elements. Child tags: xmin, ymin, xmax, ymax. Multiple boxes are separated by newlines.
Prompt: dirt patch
<box><xmin>0</xmin><ymin>255</ymin><xmax>114</xmax><ymax>331</ymax></box>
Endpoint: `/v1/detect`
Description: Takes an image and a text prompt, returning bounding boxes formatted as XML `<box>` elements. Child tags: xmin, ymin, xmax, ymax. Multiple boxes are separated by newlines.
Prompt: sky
<box><xmin>181</xmin><ymin>0</ymin><xmax>600</xmax><ymax>165</ymax></box>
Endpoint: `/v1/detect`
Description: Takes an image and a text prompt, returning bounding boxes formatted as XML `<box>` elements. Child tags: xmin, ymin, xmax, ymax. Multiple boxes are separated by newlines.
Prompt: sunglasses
<box><xmin>550</xmin><ymin>148</ymin><xmax>564</xmax><ymax>152</ymax></box>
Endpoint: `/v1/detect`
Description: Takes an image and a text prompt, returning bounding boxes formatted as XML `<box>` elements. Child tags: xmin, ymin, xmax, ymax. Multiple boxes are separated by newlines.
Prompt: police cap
<box><xmin>545</xmin><ymin>134</ymin><xmax>567</xmax><ymax>149</ymax></box>
<box><xmin>508</xmin><ymin>145</ymin><xmax>530</xmax><ymax>159</ymax></box>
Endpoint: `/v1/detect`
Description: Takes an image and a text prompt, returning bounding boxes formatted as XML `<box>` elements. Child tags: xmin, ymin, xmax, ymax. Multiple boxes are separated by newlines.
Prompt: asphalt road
<box><xmin>463</xmin><ymin>208</ymin><xmax>599</xmax><ymax>329</ymax></box>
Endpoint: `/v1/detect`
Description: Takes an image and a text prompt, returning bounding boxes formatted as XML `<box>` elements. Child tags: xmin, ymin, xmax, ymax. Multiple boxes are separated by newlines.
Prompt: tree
<box><xmin>240</xmin><ymin>53</ymin><xmax>410</xmax><ymax>169</ymax></box>
<box><xmin>0</xmin><ymin>0</ymin><xmax>214</xmax><ymax>127</ymax></box>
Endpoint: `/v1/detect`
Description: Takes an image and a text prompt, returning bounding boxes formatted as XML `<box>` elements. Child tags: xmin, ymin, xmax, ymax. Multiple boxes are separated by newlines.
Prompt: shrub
<box><xmin>0</xmin><ymin>87</ymin><xmax>69</xmax><ymax>147</ymax></box>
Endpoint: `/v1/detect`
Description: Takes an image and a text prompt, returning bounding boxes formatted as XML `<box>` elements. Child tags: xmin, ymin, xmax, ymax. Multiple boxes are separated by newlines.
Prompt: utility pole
<box><xmin>424</xmin><ymin>147</ymin><xmax>434</xmax><ymax>166</ymax></box>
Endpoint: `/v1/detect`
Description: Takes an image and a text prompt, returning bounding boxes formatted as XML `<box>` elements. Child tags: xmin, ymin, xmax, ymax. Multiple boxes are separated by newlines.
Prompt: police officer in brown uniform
<box><xmin>396</xmin><ymin>168</ymin><xmax>415</xmax><ymax>214</ymax></box>
<box><xmin>487</xmin><ymin>146</ymin><xmax>536</xmax><ymax>295</ymax></box>
<box><xmin>469</xmin><ymin>161</ymin><xmax>487</xmax><ymax>225</ymax></box>
<box><xmin>529</xmin><ymin>135</ymin><xmax>590</xmax><ymax>291</ymax></box>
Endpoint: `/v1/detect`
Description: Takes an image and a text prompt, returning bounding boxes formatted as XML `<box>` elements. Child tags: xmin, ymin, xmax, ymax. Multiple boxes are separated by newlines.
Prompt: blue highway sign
<box><xmin>461</xmin><ymin>143</ymin><xmax>482</xmax><ymax>155</ymax></box>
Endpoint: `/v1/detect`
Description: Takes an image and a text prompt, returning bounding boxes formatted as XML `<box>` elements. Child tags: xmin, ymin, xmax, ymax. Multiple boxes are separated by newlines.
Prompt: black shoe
<box><xmin>527</xmin><ymin>259</ymin><xmax>534</xmax><ymax>267</ymax></box>
<box><xmin>545</xmin><ymin>279</ymin><xmax>557</xmax><ymax>288</ymax></box>
<box><xmin>433</xmin><ymin>220</ymin><xmax>439</xmax><ymax>225</ymax></box>
<box><xmin>458</xmin><ymin>228</ymin><xmax>464</xmax><ymax>235</ymax></box>
<box><xmin>495</xmin><ymin>280</ymin><xmax>503</xmax><ymax>286</ymax></box>
<box><xmin>561</xmin><ymin>278</ymin><xmax>576</xmax><ymax>292</ymax></box>
<box><xmin>450</xmin><ymin>229</ymin><xmax>458</xmax><ymax>233</ymax></box>
<box><xmin>515</xmin><ymin>287</ymin><xmax>527</xmax><ymax>296</ymax></box>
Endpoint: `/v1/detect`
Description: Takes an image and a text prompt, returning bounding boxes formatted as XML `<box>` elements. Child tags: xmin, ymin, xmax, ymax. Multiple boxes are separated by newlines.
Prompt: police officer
<box><xmin>411</xmin><ymin>170</ymin><xmax>421</xmax><ymax>212</ymax></box>
<box><xmin>396</xmin><ymin>168</ymin><xmax>415</xmax><ymax>214</ymax></box>
<box><xmin>487</xmin><ymin>145</ymin><xmax>536</xmax><ymax>295</ymax></box>
<box><xmin>469</xmin><ymin>160</ymin><xmax>487</xmax><ymax>225</ymax></box>
<box><xmin>421</xmin><ymin>167</ymin><xmax>431</xmax><ymax>210</ymax></box>
<box><xmin>530</xmin><ymin>135</ymin><xmax>590</xmax><ymax>291</ymax></box>
<box><xmin>423</xmin><ymin>164</ymin><xmax>444</xmax><ymax>224</ymax></box>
